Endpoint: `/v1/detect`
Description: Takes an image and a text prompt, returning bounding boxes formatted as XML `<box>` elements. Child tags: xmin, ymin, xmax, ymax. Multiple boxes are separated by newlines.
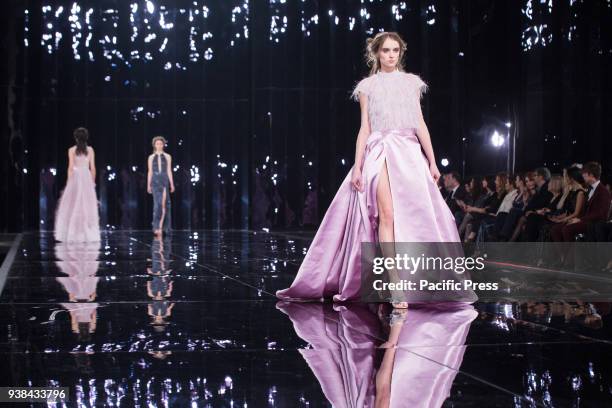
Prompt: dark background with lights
<box><xmin>1</xmin><ymin>0</ymin><xmax>611</xmax><ymax>232</ymax></box>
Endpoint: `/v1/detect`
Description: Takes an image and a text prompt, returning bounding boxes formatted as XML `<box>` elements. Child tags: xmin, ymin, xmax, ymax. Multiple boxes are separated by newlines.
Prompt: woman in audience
<box><xmin>520</xmin><ymin>175</ymin><xmax>564</xmax><ymax>241</ymax></box>
<box><xmin>498</xmin><ymin>172</ymin><xmax>534</xmax><ymax>241</ymax></box>
<box><xmin>508</xmin><ymin>172</ymin><xmax>544</xmax><ymax>241</ymax></box>
<box><xmin>456</xmin><ymin>176</ymin><xmax>488</xmax><ymax>237</ymax></box>
<box><xmin>549</xmin><ymin>166</ymin><xmax>587</xmax><ymax>241</ymax></box>
<box><xmin>462</xmin><ymin>173</ymin><xmax>508</xmax><ymax>242</ymax></box>
<box><xmin>476</xmin><ymin>175</ymin><xmax>518</xmax><ymax>242</ymax></box>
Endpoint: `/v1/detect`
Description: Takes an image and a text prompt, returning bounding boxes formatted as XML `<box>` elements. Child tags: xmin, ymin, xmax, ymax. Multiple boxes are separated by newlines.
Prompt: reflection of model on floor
<box><xmin>277</xmin><ymin>301</ymin><xmax>477</xmax><ymax>408</ymax></box>
<box><xmin>147</xmin><ymin>234</ymin><xmax>175</xmax><ymax>332</ymax></box>
<box><xmin>55</xmin><ymin>241</ymin><xmax>101</xmax><ymax>341</ymax></box>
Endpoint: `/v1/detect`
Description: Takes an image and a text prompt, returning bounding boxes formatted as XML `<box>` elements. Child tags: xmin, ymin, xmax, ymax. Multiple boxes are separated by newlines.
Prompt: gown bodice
<box><xmin>351</xmin><ymin>70</ymin><xmax>428</xmax><ymax>132</ymax></box>
<box><xmin>73</xmin><ymin>151</ymin><xmax>91</xmax><ymax>170</ymax></box>
<box><xmin>153</xmin><ymin>153</ymin><xmax>168</xmax><ymax>175</ymax></box>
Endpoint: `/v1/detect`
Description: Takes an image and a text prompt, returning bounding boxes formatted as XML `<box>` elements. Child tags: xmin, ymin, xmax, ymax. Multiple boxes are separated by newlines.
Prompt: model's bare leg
<box><xmin>375</xmin><ymin>309</ymin><xmax>407</xmax><ymax>408</ymax></box>
<box><xmin>377</xmin><ymin>160</ymin><xmax>406</xmax><ymax>308</ymax></box>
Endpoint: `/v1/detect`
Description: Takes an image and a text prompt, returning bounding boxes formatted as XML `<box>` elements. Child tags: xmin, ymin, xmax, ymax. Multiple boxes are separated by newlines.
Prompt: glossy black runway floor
<box><xmin>1</xmin><ymin>231</ymin><xmax>612</xmax><ymax>407</ymax></box>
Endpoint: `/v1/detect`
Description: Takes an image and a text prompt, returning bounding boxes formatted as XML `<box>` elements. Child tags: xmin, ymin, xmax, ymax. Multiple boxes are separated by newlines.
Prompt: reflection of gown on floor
<box><xmin>54</xmin><ymin>149</ymin><xmax>100</xmax><ymax>242</ymax></box>
<box><xmin>55</xmin><ymin>242</ymin><xmax>101</xmax><ymax>327</ymax></box>
<box><xmin>55</xmin><ymin>242</ymin><xmax>100</xmax><ymax>301</ymax></box>
<box><xmin>277</xmin><ymin>71</ymin><xmax>461</xmax><ymax>301</ymax></box>
<box><xmin>277</xmin><ymin>302</ymin><xmax>477</xmax><ymax>408</ymax></box>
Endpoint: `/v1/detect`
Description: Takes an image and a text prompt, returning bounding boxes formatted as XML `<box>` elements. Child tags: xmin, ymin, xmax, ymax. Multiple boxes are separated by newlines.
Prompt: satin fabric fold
<box><xmin>277</xmin><ymin>128</ymin><xmax>460</xmax><ymax>302</ymax></box>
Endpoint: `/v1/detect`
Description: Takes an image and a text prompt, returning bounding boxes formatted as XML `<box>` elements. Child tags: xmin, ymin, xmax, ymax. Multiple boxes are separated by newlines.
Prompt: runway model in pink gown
<box><xmin>54</xmin><ymin>127</ymin><xmax>100</xmax><ymax>243</ymax></box>
<box><xmin>277</xmin><ymin>32</ymin><xmax>460</xmax><ymax>303</ymax></box>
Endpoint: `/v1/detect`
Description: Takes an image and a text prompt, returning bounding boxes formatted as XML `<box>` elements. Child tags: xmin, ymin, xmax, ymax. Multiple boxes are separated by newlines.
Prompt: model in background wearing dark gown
<box><xmin>147</xmin><ymin>136</ymin><xmax>175</xmax><ymax>236</ymax></box>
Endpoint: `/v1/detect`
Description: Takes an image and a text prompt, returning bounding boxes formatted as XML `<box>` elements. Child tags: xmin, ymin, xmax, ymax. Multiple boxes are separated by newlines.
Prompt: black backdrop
<box><xmin>1</xmin><ymin>0</ymin><xmax>611</xmax><ymax>231</ymax></box>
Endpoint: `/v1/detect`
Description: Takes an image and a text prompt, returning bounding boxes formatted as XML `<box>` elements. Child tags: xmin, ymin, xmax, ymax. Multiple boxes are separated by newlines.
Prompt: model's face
<box><xmin>154</xmin><ymin>141</ymin><xmax>164</xmax><ymax>151</ymax></box>
<box><xmin>378</xmin><ymin>38</ymin><xmax>401</xmax><ymax>71</ymax></box>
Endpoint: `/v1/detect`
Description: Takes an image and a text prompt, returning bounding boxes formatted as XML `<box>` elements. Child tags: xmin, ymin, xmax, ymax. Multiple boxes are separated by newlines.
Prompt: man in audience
<box><xmin>524</xmin><ymin>167</ymin><xmax>553</xmax><ymax>213</ymax></box>
<box><xmin>444</xmin><ymin>171</ymin><xmax>469</xmax><ymax>226</ymax></box>
<box><xmin>551</xmin><ymin>162</ymin><xmax>611</xmax><ymax>241</ymax></box>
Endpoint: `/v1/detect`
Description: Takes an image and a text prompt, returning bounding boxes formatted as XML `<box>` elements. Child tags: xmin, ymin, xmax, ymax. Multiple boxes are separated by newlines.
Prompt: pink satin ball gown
<box><xmin>277</xmin><ymin>70</ymin><xmax>461</xmax><ymax>302</ymax></box>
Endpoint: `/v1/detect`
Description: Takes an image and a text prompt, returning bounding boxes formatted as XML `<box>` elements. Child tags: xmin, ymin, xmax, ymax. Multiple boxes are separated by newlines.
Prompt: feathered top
<box><xmin>351</xmin><ymin>70</ymin><xmax>428</xmax><ymax>132</ymax></box>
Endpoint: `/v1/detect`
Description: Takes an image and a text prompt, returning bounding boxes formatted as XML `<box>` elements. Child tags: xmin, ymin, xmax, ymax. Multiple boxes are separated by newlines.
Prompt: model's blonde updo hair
<box><xmin>365</xmin><ymin>32</ymin><xmax>407</xmax><ymax>76</ymax></box>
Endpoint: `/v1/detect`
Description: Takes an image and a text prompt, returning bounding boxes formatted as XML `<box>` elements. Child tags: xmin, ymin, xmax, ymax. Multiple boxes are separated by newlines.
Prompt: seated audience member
<box><xmin>535</xmin><ymin>167</ymin><xmax>586</xmax><ymax>242</ymax></box>
<box><xmin>542</xmin><ymin>167</ymin><xmax>587</xmax><ymax>240</ymax></box>
<box><xmin>462</xmin><ymin>173</ymin><xmax>508</xmax><ymax>242</ymax></box>
<box><xmin>478</xmin><ymin>174</ymin><xmax>518</xmax><ymax>241</ymax></box>
<box><xmin>551</xmin><ymin>162</ymin><xmax>611</xmax><ymax>242</ymax></box>
<box><xmin>498</xmin><ymin>172</ymin><xmax>534</xmax><ymax>241</ymax></box>
<box><xmin>443</xmin><ymin>171</ymin><xmax>469</xmax><ymax>226</ymax></box>
<box><xmin>524</xmin><ymin>167</ymin><xmax>553</xmax><ymax>213</ymax></box>
<box><xmin>457</xmin><ymin>176</ymin><xmax>490</xmax><ymax>238</ymax></box>
<box><xmin>521</xmin><ymin>175</ymin><xmax>564</xmax><ymax>241</ymax></box>
<box><xmin>508</xmin><ymin>167</ymin><xmax>553</xmax><ymax>241</ymax></box>
<box><xmin>586</xmin><ymin>180</ymin><xmax>612</xmax><ymax>240</ymax></box>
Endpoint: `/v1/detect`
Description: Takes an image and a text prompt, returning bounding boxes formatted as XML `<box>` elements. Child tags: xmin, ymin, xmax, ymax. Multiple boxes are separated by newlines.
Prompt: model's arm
<box><xmin>88</xmin><ymin>147</ymin><xmax>96</xmax><ymax>183</ymax></box>
<box><xmin>147</xmin><ymin>155</ymin><xmax>153</xmax><ymax>194</ymax></box>
<box><xmin>67</xmin><ymin>148</ymin><xmax>75</xmax><ymax>181</ymax></box>
<box><xmin>415</xmin><ymin>106</ymin><xmax>440</xmax><ymax>183</ymax></box>
<box><xmin>351</xmin><ymin>93</ymin><xmax>371</xmax><ymax>192</ymax></box>
<box><xmin>166</xmin><ymin>154</ymin><xmax>175</xmax><ymax>193</ymax></box>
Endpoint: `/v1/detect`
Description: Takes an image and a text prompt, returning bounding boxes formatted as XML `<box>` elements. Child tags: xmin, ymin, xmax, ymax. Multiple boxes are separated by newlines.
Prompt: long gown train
<box><xmin>54</xmin><ymin>151</ymin><xmax>100</xmax><ymax>242</ymax></box>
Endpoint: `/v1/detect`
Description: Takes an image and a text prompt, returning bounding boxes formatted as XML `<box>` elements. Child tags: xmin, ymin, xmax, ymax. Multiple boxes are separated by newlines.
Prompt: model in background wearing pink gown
<box><xmin>54</xmin><ymin>127</ymin><xmax>101</xmax><ymax>242</ymax></box>
<box><xmin>277</xmin><ymin>32</ymin><xmax>460</xmax><ymax>306</ymax></box>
